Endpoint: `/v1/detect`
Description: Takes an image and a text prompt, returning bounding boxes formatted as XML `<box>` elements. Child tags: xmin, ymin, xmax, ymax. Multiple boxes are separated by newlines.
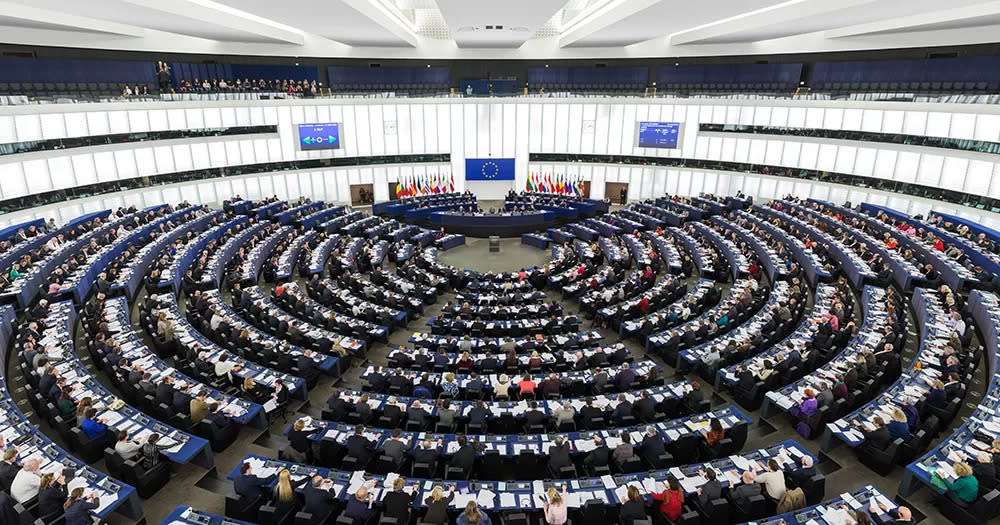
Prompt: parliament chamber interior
<box><xmin>5</xmin><ymin>2</ymin><xmax>1000</xmax><ymax>525</ymax></box>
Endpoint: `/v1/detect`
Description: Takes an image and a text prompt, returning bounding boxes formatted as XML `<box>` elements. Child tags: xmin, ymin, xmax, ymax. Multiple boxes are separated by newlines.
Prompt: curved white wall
<box><xmin>1</xmin><ymin>97</ymin><xmax>999</xmax><ymax>227</ymax></box>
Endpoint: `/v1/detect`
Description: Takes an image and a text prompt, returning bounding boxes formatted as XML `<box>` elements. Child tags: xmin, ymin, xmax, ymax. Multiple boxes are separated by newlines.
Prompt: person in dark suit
<box><xmin>302</xmin><ymin>475</ymin><xmax>338</xmax><ymax>519</ymax></box>
<box><xmin>468</xmin><ymin>400</ymin><xmax>489</xmax><ymax>426</ymax></box>
<box><xmin>583</xmin><ymin>435</ymin><xmax>611</xmax><ymax>474</ymax></box>
<box><xmin>364</xmin><ymin>366</ymin><xmax>387</xmax><ymax>393</ymax></box>
<box><xmin>943</xmin><ymin>373</ymin><xmax>962</xmax><ymax>399</ymax></box>
<box><xmin>638</xmin><ymin>426</ymin><xmax>666</xmax><ymax>466</ymax></box>
<box><xmin>612</xmin><ymin>395</ymin><xmax>633</xmax><ymax>425</ymax></box>
<box><xmin>450</xmin><ymin>435</ymin><xmax>477</xmax><ymax>475</ymax></box>
<box><xmin>548</xmin><ymin>435</ymin><xmax>573</xmax><ymax>473</ymax></box>
<box><xmin>614</xmin><ymin>363</ymin><xmax>636</xmax><ymax>391</ymax></box>
<box><xmin>36</xmin><ymin>472</ymin><xmax>66</xmax><ymax>516</ymax></box>
<box><xmin>857</xmin><ymin>416</ymin><xmax>891</xmax><ymax>451</ymax></box>
<box><xmin>344</xmin><ymin>486</ymin><xmax>375</xmax><ymax>524</ymax></box>
<box><xmin>634</xmin><ymin>391</ymin><xmax>656</xmax><ymax>422</ymax></box>
<box><xmin>695</xmin><ymin>467</ymin><xmax>722</xmax><ymax>509</ymax></box>
<box><xmin>154</xmin><ymin>376</ymin><xmax>175</xmax><ymax>406</ymax></box>
<box><xmin>296</xmin><ymin>350</ymin><xmax>320</xmax><ymax>383</ymax></box>
<box><xmin>234</xmin><ymin>462</ymin><xmax>276</xmax><ymax>501</ymax></box>
<box><xmin>684</xmin><ymin>382</ymin><xmax>704</xmax><ymax>413</ymax></box>
<box><xmin>0</xmin><ymin>449</ymin><xmax>20</xmax><ymax>493</ymax></box>
<box><xmin>730</xmin><ymin>471</ymin><xmax>763</xmax><ymax>508</ymax></box>
<box><xmin>413</xmin><ymin>439</ymin><xmax>440</xmax><ymax>469</ymax></box>
<box><xmin>785</xmin><ymin>454</ymin><xmax>816</xmax><ymax>489</ymax></box>
<box><xmin>970</xmin><ymin>451</ymin><xmax>998</xmax><ymax>497</ymax></box>
<box><xmin>379</xmin><ymin>429</ymin><xmax>409</xmax><ymax>465</ymax></box>
<box><xmin>406</xmin><ymin>401</ymin><xmax>429</xmax><ymax>430</ymax></box>
<box><xmin>172</xmin><ymin>386</ymin><xmax>192</xmax><ymax>415</ymax></box>
<box><xmin>872</xmin><ymin>504</ymin><xmax>913</xmax><ymax>523</ymax></box>
<box><xmin>524</xmin><ymin>401</ymin><xmax>547</xmax><ymax>430</ymax></box>
<box><xmin>345</xmin><ymin>425</ymin><xmax>380</xmax><ymax>465</ymax></box>
<box><xmin>326</xmin><ymin>390</ymin><xmax>350</xmax><ymax>421</ymax></box>
<box><xmin>382</xmin><ymin>477</ymin><xmax>420</xmax><ymax>523</ymax></box>
<box><xmin>580</xmin><ymin>398</ymin><xmax>605</xmax><ymax>428</ymax></box>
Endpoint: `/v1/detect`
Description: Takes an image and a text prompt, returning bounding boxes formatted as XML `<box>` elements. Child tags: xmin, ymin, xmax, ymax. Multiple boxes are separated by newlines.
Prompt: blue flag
<box><xmin>465</xmin><ymin>158</ymin><xmax>515</xmax><ymax>181</ymax></box>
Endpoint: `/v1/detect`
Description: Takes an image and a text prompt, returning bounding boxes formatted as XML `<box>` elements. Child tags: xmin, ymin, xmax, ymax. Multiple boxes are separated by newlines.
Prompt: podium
<box><xmin>489</xmin><ymin>236</ymin><xmax>500</xmax><ymax>252</ymax></box>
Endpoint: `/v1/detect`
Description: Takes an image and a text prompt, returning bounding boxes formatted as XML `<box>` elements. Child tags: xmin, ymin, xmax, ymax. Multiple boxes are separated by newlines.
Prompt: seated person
<box><xmin>700</xmin><ymin>418</ymin><xmax>725</xmax><ymax>449</ymax></box>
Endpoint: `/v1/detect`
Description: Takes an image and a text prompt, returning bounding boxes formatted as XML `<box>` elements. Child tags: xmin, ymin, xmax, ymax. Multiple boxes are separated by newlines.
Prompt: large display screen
<box><xmin>297</xmin><ymin>122</ymin><xmax>341</xmax><ymax>151</ymax></box>
<box><xmin>636</xmin><ymin>121</ymin><xmax>681</xmax><ymax>149</ymax></box>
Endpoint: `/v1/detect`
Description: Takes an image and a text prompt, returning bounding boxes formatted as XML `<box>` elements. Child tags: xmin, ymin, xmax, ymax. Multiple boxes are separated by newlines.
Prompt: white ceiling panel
<box><xmin>567</xmin><ymin>0</ymin><xmax>786</xmax><ymax>47</ymax></box>
<box><xmin>213</xmin><ymin>0</ymin><xmax>413</xmax><ymax>46</ymax></box>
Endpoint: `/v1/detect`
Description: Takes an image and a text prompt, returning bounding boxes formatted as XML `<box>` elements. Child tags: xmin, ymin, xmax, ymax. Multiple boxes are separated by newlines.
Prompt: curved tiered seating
<box><xmin>822</xmin><ymin>287</ymin><xmax>970</xmax><ymax>474</ymax></box>
<box><xmin>0</xmin><ymin>303</ymin><xmax>142</xmax><ymax>521</ymax></box>
<box><xmin>898</xmin><ymin>290</ymin><xmax>1000</xmax><ymax>522</ymax></box>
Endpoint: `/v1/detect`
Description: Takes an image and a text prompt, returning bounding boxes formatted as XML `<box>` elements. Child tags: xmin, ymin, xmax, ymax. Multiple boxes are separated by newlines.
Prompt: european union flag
<box><xmin>465</xmin><ymin>158</ymin><xmax>516</xmax><ymax>181</ymax></box>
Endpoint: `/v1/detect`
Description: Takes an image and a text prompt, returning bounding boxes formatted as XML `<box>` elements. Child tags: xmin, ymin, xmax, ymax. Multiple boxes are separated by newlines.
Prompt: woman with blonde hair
<box><xmin>441</xmin><ymin>372</ymin><xmax>459</xmax><ymax>398</ymax></box>
<box><xmin>286</xmin><ymin>419</ymin><xmax>311</xmax><ymax>463</ymax></box>
<box><xmin>383</xmin><ymin>476</ymin><xmax>419</xmax><ymax>523</ymax></box>
<box><xmin>423</xmin><ymin>484</ymin><xmax>456</xmax><ymax>524</ymax></box>
<box><xmin>457</xmin><ymin>500</ymin><xmax>492</xmax><ymax>525</ymax></box>
<box><xmin>937</xmin><ymin>461</ymin><xmax>978</xmax><ymax>504</ymax></box>
<box><xmin>37</xmin><ymin>472</ymin><xmax>66</xmax><ymax>513</ymax></box>
<box><xmin>543</xmin><ymin>485</ymin><xmax>569</xmax><ymax>525</ymax></box>
<box><xmin>495</xmin><ymin>374</ymin><xmax>511</xmax><ymax>399</ymax></box>
<box><xmin>457</xmin><ymin>352</ymin><xmax>474</xmax><ymax>370</ymax></box>
<box><xmin>272</xmin><ymin>468</ymin><xmax>306</xmax><ymax>513</ymax></box>
<box><xmin>243</xmin><ymin>377</ymin><xmax>260</xmax><ymax>401</ymax></box>
<box><xmin>887</xmin><ymin>407</ymin><xmax>910</xmax><ymax>441</ymax></box>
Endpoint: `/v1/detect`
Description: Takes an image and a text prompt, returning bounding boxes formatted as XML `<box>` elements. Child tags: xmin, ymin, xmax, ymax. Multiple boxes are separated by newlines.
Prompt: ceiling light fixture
<box><xmin>186</xmin><ymin>0</ymin><xmax>306</xmax><ymax>35</ymax></box>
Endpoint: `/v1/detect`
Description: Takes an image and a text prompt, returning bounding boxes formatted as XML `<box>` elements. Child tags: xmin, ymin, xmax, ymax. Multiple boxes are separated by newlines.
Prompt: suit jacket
<box><xmin>234</xmin><ymin>473</ymin><xmax>274</xmax><ymax>501</ymax></box>
<box><xmin>382</xmin><ymin>490</ymin><xmax>417</xmax><ymax>521</ymax></box>
<box><xmin>639</xmin><ymin>435</ymin><xmax>666</xmax><ymax>464</ymax></box>
<box><xmin>413</xmin><ymin>447</ymin><xmax>439</xmax><ymax>467</ymax></box>
<box><xmin>302</xmin><ymin>483</ymin><xmax>337</xmax><ymax>517</ymax></box>
<box><xmin>583</xmin><ymin>445</ymin><xmax>610</xmax><ymax>469</ymax></box>
<box><xmin>730</xmin><ymin>482</ymin><xmax>762</xmax><ymax>508</ymax></box>
<box><xmin>524</xmin><ymin>409</ymin><xmax>547</xmax><ymax>428</ymax></box>
<box><xmin>380</xmin><ymin>439</ymin><xmax>408</xmax><ymax>462</ymax></box>
<box><xmin>548</xmin><ymin>442</ymin><xmax>572</xmax><ymax>471</ymax></box>
<box><xmin>864</xmin><ymin>426</ymin><xmax>892</xmax><ymax>450</ymax></box>
<box><xmin>346</xmin><ymin>435</ymin><xmax>375</xmax><ymax>462</ymax></box>
<box><xmin>697</xmin><ymin>479</ymin><xmax>723</xmax><ymax>508</ymax></box>
<box><xmin>451</xmin><ymin>444</ymin><xmax>476</xmax><ymax>472</ymax></box>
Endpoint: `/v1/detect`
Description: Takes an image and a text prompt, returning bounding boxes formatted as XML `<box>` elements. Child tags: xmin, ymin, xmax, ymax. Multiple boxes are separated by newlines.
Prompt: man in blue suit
<box><xmin>303</xmin><ymin>475</ymin><xmax>338</xmax><ymax>518</ymax></box>
<box><xmin>234</xmin><ymin>462</ymin><xmax>275</xmax><ymax>501</ymax></box>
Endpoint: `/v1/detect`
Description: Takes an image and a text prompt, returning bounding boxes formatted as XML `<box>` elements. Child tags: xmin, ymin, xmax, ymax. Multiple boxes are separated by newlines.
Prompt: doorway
<box><xmin>605</xmin><ymin>182</ymin><xmax>629</xmax><ymax>204</ymax></box>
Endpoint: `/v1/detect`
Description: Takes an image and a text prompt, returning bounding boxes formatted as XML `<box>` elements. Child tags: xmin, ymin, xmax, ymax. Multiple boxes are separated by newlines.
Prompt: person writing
<box><xmin>651</xmin><ymin>476</ymin><xmax>684</xmax><ymax>521</ymax></box>
<box><xmin>63</xmin><ymin>487</ymin><xmax>101</xmax><ymax>525</ymax></box>
<box><xmin>619</xmin><ymin>485</ymin><xmax>650</xmax><ymax>525</ymax></box>
<box><xmin>934</xmin><ymin>461</ymin><xmax>978</xmax><ymax>506</ymax></box>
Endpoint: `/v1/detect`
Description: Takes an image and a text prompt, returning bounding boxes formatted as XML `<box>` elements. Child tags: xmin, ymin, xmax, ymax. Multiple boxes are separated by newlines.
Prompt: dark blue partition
<box><xmin>657</xmin><ymin>63</ymin><xmax>802</xmax><ymax>89</ymax></box>
<box><xmin>327</xmin><ymin>66</ymin><xmax>449</xmax><ymax>88</ymax></box>
<box><xmin>0</xmin><ymin>57</ymin><xmax>155</xmax><ymax>85</ymax></box>
<box><xmin>812</xmin><ymin>56</ymin><xmax>1000</xmax><ymax>89</ymax></box>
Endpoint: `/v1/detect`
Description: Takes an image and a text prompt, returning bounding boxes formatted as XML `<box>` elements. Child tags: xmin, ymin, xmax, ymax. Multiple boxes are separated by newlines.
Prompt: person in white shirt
<box><xmin>11</xmin><ymin>458</ymin><xmax>42</xmax><ymax>503</ymax></box>
<box><xmin>214</xmin><ymin>354</ymin><xmax>236</xmax><ymax>378</ymax></box>
<box><xmin>114</xmin><ymin>430</ymin><xmax>142</xmax><ymax>460</ymax></box>
<box><xmin>210</xmin><ymin>311</ymin><xmax>224</xmax><ymax>331</ymax></box>
<box><xmin>754</xmin><ymin>458</ymin><xmax>787</xmax><ymax>500</ymax></box>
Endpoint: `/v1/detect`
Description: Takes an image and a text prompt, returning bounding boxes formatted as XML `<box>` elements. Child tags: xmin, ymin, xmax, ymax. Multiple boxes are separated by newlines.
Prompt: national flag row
<box><xmin>396</xmin><ymin>173</ymin><xmax>456</xmax><ymax>198</ymax></box>
<box><xmin>525</xmin><ymin>172</ymin><xmax>586</xmax><ymax>195</ymax></box>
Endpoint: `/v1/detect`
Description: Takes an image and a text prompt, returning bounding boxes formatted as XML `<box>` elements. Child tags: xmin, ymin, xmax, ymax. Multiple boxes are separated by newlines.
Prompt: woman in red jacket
<box><xmin>650</xmin><ymin>476</ymin><xmax>684</xmax><ymax>521</ymax></box>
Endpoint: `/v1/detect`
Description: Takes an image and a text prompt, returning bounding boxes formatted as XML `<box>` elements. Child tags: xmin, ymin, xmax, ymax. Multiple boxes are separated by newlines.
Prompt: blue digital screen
<box><xmin>297</xmin><ymin>122</ymin><xmax>341</xmax><ymax>150</ymax></box>
<box><xmin>637</xmin><ymin>121</ymin><xmax>681</xmax><ymax>149</ymax></box>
